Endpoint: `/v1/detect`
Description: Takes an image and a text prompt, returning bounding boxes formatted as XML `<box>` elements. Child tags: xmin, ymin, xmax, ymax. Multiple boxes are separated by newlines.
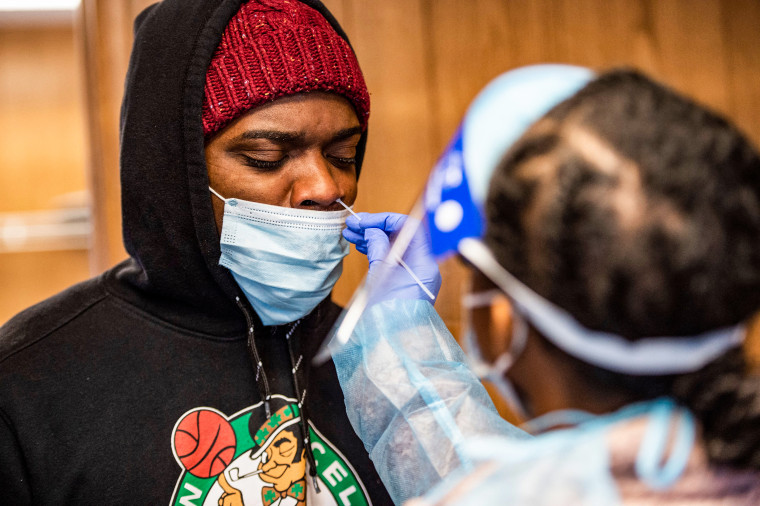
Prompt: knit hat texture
<box><xmin>203</xmin><ymin>0</ymin><xmax>370</xmax><ymax>137</ymax></box>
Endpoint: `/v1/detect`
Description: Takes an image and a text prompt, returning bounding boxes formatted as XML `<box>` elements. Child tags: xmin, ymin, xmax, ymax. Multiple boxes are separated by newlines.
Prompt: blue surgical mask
<box><xmin>210</xmin><ymin>188</ymin><xmax>350</xmax><ymax>326</ymax></box>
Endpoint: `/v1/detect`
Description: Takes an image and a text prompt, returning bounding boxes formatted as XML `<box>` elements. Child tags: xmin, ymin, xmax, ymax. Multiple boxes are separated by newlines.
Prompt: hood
<box><xmin>112</xmin><ymin>0</ymin><xmax>367</xmax><ymax>335</ymax></box>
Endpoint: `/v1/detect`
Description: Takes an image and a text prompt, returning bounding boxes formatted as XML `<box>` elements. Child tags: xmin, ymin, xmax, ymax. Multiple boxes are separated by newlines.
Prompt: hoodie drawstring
<box><xmin>235</xmin><ymin>296</ymin><xmax>272</xmax><ymax>418</ymax></box>
<box><xmin>285</xmin><ymin>319</ymin><xmax>322</xmax><ymax>493</ymax></box>
<box><xmin>235</xmin><ymin>296</ymin><xmax>321</xmax><ymax>493</ymax></box>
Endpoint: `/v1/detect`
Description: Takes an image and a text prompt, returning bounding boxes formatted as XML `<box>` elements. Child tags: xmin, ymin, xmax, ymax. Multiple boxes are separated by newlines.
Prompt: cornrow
<box><xmin>485</xmin><ymin>68</ymin><xmax>760</xmax><ymax>470</ymax></box>
<box><xmin>671</xmin><ymin>349</ymin><xmax>760</xmax><ymax>469</ymax></box>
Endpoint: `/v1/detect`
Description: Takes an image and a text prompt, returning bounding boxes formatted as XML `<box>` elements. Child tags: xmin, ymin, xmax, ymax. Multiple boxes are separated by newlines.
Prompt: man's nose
<box><xmin>291</xmin><ymin>155</ymin><xmax>343</xmax><ymax>209</ymax></box>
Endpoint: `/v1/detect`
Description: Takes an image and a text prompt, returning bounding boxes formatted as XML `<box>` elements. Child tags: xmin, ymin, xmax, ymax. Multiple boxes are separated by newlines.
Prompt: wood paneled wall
<box><xmin>0</xmin><ymin>23</ymin><xmax>90</xmax><ymax>323</ymax></box>
<box><xmin>80</xmin><ymin>0</ymin><xmax>760</xmax><ymax>384</ymax></box>
<box><xmin>0</xmin><ymin>25</ymin><xmax>87</xmax><ymax>212</ymax></box>
<box><xmin>79</xmin><ymin>0</ymin><xmax>149</xmax><ymax>271</ymax></box>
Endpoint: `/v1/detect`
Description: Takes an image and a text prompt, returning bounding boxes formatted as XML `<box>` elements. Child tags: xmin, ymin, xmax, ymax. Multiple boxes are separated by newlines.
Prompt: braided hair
<box><xmin>484</xmin><ymin>69</ymin><xmax>760</xmax><ymax>469</ymax></box>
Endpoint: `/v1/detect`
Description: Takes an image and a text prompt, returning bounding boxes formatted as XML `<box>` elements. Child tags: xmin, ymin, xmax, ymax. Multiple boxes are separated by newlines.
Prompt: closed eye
<box><xmin>329</xmin><ymin>155</ymin><xmax>356</xmax><ymax>170</ymax></box>
<box><xmin>240</xmin><ymin>154</ymin><xmax>284</xmax><ymax>171</ymax></box>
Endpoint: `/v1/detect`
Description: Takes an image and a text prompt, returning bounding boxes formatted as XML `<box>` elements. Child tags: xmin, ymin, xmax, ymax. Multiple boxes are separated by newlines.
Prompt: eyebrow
<box><xmin>236</xmin><ymin>130</ymin><xmax>304</xmax><ymax>143</ymax></box>
<box><xmin>331</xmin><ymin>126</ymin><xmax>363</xmax><ymax>142</ymax></box>
<box><xmin>233</xmin><ymin>126</ymin><xmax>362</xmax><ymax>145</ymax></box>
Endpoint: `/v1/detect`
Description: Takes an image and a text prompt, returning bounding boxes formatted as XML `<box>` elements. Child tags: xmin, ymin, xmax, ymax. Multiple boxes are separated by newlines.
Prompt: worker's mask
<box><xmin>210</xmin><ymin>188</ymin><xmax>350</xmax><ymax>326</ymax></box>
<box><xmin>461</xmin><ymin>285</ymin><xmax>531</xmax><ymax>421</ymax></box>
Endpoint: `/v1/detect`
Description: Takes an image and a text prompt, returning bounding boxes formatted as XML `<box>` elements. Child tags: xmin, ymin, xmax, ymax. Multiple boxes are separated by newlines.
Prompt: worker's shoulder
<box><xmin>0</xmin><ymin>273</ymin><xmax>109</xmax><ymax>363</ymax></box>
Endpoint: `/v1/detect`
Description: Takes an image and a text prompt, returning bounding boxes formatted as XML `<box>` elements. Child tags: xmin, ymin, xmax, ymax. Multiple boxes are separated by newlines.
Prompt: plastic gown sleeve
<box><xmin>332</xmin><ymin>298</ymin><xmax>529</xmax><ymax>505</ymax></box>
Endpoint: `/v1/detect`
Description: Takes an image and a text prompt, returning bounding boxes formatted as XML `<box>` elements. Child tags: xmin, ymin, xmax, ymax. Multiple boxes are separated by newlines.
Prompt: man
<box><xmin>0</xmin><ymin>1</ymin><xmax>391</xmax><ymax>504</ymax></box>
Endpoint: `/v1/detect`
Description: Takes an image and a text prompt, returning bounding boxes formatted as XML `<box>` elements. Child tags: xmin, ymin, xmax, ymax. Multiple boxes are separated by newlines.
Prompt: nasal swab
<box><xmin>336</xmin><ymin>198</ymin><xmax>361</xmax><ymax>220</ymax></box>
<box><xmin>336</xmin><ymin>199</ymin><xmax>435</xmax><ymax>301</ymax></box>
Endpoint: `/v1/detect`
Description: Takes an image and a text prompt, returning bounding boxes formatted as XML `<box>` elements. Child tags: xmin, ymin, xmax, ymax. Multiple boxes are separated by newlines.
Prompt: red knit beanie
<box><xmin>203</xmin><ymin>0</ymin><xmax>370</xmax><ymax>138</ymax></box>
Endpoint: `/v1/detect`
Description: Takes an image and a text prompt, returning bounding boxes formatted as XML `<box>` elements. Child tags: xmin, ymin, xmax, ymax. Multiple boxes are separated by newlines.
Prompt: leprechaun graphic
<box><xmin>219</xmin><ymin>404</ymin><xmax>306</xmax><ymax>506</ymax></box>
<box><xmin>170</xmin><ymin>396</ymin><xmax>371</xmax><ymax>506</ymax></box>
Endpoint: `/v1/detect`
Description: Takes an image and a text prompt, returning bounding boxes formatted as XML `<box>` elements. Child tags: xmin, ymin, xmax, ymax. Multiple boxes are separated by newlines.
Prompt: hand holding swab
<box><xmin>336</xmin><ymin>199</ymin><xmax>435</xmax><ymax>300</ymax></box>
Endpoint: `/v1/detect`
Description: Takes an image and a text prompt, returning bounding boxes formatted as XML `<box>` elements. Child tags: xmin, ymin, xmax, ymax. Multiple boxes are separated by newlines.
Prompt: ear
<box><xmin>484</xmin><ymin>296</ymin><xmax>517</xmax><ymax>361</ymax></box>
<box><xmin>509</xmin><ymin>326</ymin><xmax>590</xmax><ymax>417</ymax></box>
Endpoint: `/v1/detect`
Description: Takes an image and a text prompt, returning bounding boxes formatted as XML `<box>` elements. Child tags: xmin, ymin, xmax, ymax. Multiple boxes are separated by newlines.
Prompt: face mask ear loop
<box><xmin>461</xmin><ymin>289</ymin><xmax>504</xmax><ymax>375</ymax></box>
<box><xmin>209</xmin><ymin>186</ymin><xmax>228</xmax><ymax>203</ymax></box>
<box><xmin>635</xmin><ymin>399</ymin><xmax>696</xmax><ymax>490</ymax></box>
<box><xmin>466</xmin><ymin>303</ymin><xmax>531</xmax><ymax>421</ymax></box>
<box><xmin>488</xmin><ymin>310</ymin><xmax>530</xmax><ymax>374</ymax></box>
<box><xmin>509</xmin><ymin>311</ymin><xmax>529</xmax><ymax>360</ymax></box>
<box><xmin>462</xmin><ymin>288</ymin><xmax>528</xmax><ymax>371</ymax></box>
<box><xmin>488</xmin><ymin>312</ymin><xmax>531</xmax><ymax>420</ymax></box>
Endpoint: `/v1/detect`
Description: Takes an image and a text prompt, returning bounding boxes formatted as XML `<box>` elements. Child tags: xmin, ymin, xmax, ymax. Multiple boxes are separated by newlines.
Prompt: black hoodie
<box><xmin>0</xmin><ymin>1</ymin><xmax>390</xmax><ymax>504</ymax></box>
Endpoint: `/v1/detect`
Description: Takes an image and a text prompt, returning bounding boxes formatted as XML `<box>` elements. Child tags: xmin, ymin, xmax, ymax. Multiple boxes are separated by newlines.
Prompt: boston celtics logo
<box><xmin>170</xmin><ymin>395</ymin><xmax>371</xmax><ymax>506</ymax></box>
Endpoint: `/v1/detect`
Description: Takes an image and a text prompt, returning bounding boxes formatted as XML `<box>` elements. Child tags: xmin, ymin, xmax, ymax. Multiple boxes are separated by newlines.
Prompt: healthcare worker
<box><xmin>332</xmin><ymin>65</ymin><xmax>760</xmax><ymax>504</ymax></box>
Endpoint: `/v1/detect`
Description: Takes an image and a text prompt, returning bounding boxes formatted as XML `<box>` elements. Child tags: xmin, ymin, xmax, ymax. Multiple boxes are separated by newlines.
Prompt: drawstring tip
<box><xmin>312</xmin><ymin>475</ymin><xmax>321</xmax><ymax>493</ymax></box>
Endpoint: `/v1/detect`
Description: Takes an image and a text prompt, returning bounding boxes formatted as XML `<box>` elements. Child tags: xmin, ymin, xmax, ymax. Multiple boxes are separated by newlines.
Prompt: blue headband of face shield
<box><xmin>459</xmin><ymin>238</ymin><xmax>745</xmax><ymax>376</ymax></box>
<box><xmin>462</xmin><ymin>65</ymin><xmax>595</xmax><ymax>204</ymax></box>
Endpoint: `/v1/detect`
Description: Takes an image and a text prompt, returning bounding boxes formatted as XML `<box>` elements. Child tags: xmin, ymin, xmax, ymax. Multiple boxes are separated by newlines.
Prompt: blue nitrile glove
<box><xmin>343</xmin><ymin>212</ymin><xmax>442</xmax><ymax>303</ymax></box>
